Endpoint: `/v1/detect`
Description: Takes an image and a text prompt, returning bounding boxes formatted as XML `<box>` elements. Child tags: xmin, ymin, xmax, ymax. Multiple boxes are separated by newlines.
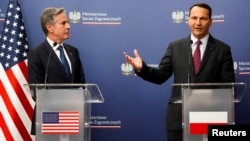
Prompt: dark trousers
<box><xmin>167</xmin><ymin>130</ymin><xmax>182</xmax><ymax>141</ymax></box>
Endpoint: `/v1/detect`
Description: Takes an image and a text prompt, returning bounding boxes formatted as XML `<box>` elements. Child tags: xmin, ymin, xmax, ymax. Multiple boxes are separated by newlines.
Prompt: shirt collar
<box><xmin>190</xmin><ymin>34</ymin><xmax>209</xmax><ymax>45</ymax></box>
<box><xmin>46</xmin><ymin>37</ymin><xmax>55</xmax><ymax>48</ymax></box>
<box><xmin>46</xmin><ymin>37</ymin><xmax>64</xmax><ymax>49</ymax></box>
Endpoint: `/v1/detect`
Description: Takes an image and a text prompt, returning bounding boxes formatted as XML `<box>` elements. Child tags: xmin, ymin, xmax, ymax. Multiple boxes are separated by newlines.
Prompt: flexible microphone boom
<box><xmin>44</xmin><ymin>42</ymin><xmax>57</xmax><ymax>85</ymax></box>
<box><xmin>188</xmin><ymin>40</ymin><xmax>193</xmax><ymax>84</ymax></box>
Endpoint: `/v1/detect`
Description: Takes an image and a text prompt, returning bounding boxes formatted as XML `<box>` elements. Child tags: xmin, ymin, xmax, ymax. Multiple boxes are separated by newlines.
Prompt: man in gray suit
<box><xmin>124</xmin><ymin>3</ymin><xmax>235</xmax><ymax>141</ymax></box>
<box><xmin>28</xmin><ymin>7</ymin><xmax>85</xmax><ymax>135</ymax></box>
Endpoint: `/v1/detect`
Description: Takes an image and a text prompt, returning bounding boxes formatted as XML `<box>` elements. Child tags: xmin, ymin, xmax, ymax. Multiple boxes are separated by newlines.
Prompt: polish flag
<box><xmin>189</xmin><ymin>111</ymin><xmax>228</xmax><ymax>134</ymax></box>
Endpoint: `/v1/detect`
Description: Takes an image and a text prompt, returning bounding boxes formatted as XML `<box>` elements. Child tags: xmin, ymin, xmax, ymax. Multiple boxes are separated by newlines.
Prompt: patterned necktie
<box><xmin>58</xmin><ymin>46</ymin><xmax>71</xmax><ymax>78</ymax></box>
<box><xmin>193</xmin><ymin>40</ymin><xmax>201</xmax><ymax>74</ymax></box>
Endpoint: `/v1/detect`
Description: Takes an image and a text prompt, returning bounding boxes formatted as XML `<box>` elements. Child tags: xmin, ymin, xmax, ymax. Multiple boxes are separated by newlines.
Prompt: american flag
<box><xmin>0</xmin><ymin>0</ymin><xmax>35</xmax><ymax>141</ymax></box>
<box><xmin>42</xmin><ymin>112</ymin><xmax>79</xmax><ymax>134</ymax></box>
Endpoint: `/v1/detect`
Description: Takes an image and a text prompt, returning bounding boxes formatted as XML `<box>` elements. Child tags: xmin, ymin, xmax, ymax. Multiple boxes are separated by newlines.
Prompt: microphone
<box><xmin>53</xmin><ymin>42</ymin><xmax>57</xmax><ymax>47</ymax></box>
<box><xmin>187</xmin><ymin>40</ymin><xmax>193</xmax><ymax>84</ymax></box>
<box><xmin>44</xmin><ymin>42</ymin><xmax>57</xmax><ymax>85</ymax></box>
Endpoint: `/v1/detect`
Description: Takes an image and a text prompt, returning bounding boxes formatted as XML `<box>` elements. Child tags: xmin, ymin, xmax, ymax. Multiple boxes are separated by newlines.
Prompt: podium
<box><xmin>171</xmin><ymin>83</ymin><xmax>246</xmax><ymax>141</ymax></box>
<box><xmin>26</xmin><ymin>83</ymin><xmax>104</xmax><ymax>141</ymax></box>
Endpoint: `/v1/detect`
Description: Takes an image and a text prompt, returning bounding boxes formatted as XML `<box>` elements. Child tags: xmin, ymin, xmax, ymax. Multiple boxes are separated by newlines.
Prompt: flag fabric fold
<box><xmin>0</xmin><ymin>0</ymin><xmax>35</xmax><ymax>140</ymax></box>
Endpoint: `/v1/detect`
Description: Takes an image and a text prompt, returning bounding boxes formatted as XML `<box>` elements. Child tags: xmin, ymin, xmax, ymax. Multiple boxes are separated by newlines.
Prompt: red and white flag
<box><xmin>189</xmin><ymin>111</ymin><xmax>228</xmax><ymax>134</ymax></box>
<box><xmin>0</xmin><ymin>0</ymin><xmax>35</xmax><ymax>140</ymax></box>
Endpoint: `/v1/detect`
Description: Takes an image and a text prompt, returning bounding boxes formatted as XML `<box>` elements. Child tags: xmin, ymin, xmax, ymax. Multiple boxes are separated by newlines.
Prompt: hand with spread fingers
<box><xmin>123</xmin><ymin>49</ymin><xmax>143</xmax><ymax>72</ymax></box>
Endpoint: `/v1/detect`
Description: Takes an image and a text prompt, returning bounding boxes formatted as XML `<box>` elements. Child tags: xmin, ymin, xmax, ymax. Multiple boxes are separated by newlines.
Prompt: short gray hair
<box><xmin>40</xmin><ymin>7</ymin><xmax>65</xmax><ymax>35</ymax></box>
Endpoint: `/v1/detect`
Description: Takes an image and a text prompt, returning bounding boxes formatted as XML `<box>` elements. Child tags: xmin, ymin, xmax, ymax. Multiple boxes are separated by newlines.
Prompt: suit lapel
<box><xmin>63</xmin><ymin>44</ymin><xmax>74</xmax><ymax>81</ymax></box>
<box><xmin>183</xmin><ymin>37</ymin><xmax>195</xmax><ymax>76</ymax></box>
<box><xmin>48</xmin><ymin>41</ymin><xmax>71</xmax><ymax>80</ymax></box>
<box><xmin>197</xmin><ymin>36</ymin><xmax>215</xmax><ymax>75</ymax></box>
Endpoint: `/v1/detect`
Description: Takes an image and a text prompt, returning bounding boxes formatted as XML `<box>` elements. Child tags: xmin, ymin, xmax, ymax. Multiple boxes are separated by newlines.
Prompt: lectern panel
<box><xmin>183</xmin><ymin>88</ymin><xmax>233</xmax><ymax>141</ymax></box>
<box><xmin>36</xmin><ymin>88</ymin><xmax>89</xmax><ymax>141</ymax></box>
<box><xmin>171</xmin><ymin>83</ymin><xmax>246</xmax><ymax>141</ymax></box>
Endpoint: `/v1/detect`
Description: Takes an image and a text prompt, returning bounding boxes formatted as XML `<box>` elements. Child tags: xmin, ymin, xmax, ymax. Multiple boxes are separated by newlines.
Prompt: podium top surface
<box><xmin>26</xmin><ymin>83</ymin><xmax>98</xmax><ymax>87</ymax></box>
<box><xmin>24</xmin><ymin>83</ymin><xmax>104</xmax><ymax>103</ymax></box>
<box><xmin>171</xmin><ymin>82</ymin><xmax>246</xmax><ymax>87</ymax></box>
<box><xmin>170</xmin><ymin>82</ymin><xmax>246</xmax><ymax>103</ymax></box>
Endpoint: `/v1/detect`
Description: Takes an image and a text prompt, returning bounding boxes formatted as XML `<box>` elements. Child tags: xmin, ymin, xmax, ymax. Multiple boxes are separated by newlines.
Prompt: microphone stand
<box><xmin>188</xmin><ymin>40</ymin><xmax>193</xmax><ymax>84</ymax></box>
<box><xmin>44</xmin><ymin>42</ymin><xmax>57</xmax><ymax>87</ymax></box>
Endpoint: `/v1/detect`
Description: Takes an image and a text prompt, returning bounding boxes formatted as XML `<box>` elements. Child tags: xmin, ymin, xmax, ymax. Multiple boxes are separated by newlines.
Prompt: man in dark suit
<box><xmin>28</xmin><ymin>7</ymin><xmax>85</xmax><ymax>135</ymax></box>
<box><xmin>124</xmin><ymin>3</ymin><xmax>235</xmax><ymax>141</ymax></box>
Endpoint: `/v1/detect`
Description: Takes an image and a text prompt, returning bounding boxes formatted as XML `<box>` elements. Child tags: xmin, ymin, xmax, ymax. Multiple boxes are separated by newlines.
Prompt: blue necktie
<box><xmin>58</xmin><ymin>46</ymin><xmax>71</xmax><ymax>78</ymax></box>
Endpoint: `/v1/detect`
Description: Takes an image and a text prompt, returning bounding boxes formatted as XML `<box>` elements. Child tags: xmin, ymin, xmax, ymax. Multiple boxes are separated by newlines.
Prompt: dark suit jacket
<box><xmin>28</xmin><ymin>40</ymin><xmax>85</xmax><ymax>84</ymax></box>
<box><xmin>136</xmin><ymin>34</ymin><xmax>235</xmax><ymax>131</ymax></box>
<box><xmin>28</xmin><ymin>40</ymin><xmax>86</xmax><ymax>134</ymax></box>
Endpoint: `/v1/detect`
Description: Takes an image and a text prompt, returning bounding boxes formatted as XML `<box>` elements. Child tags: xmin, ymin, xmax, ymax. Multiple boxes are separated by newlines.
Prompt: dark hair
<box><xmin>189</xmin><ymin>3</ymin><xmax>212</xmax><ymax>19</ymax></box>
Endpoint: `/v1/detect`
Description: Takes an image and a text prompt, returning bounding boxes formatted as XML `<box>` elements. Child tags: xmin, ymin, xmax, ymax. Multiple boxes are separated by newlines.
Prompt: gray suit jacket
<box><xmin>136</xmin><ymin>34</ymin><xmax>235</xmax><ymax>131</ymax></box>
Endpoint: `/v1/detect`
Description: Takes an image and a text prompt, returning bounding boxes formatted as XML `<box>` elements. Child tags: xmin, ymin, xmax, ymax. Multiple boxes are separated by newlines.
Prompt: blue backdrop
<box><xmin>1</xmin><ymin>0</ymin><xmax>250</xmax><ymax>141</ymax></box>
